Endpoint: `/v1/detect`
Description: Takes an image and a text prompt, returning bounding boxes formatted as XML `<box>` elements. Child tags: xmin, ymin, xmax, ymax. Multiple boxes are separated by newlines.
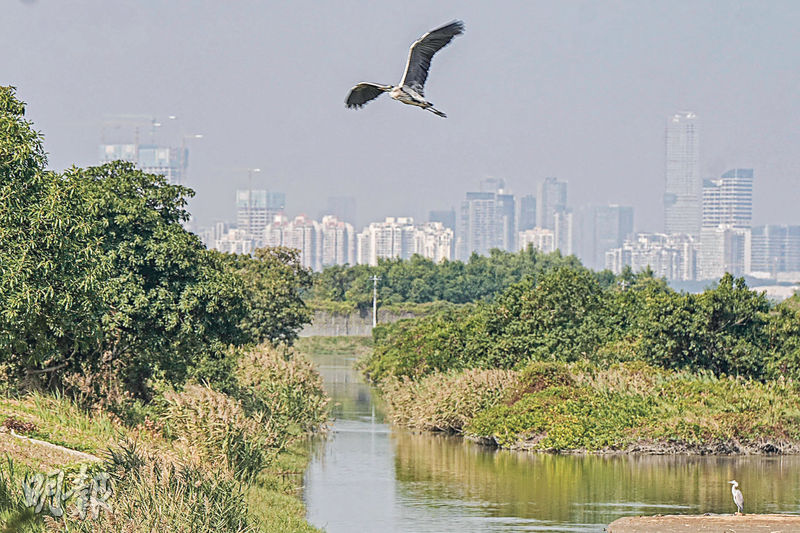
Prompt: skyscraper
<box><xmin>702</xmin><ymin>169</ymin><xmax>754</xmax><ymax>229</ymax></box>
<box><xmin>517</xmin><ymin>194</ymin><xmax>537</xmax><ymax>232</ymax></box>
<box><xmin>320</xmin><ymin>215</ymin><xmax>356</xmax><ymax>267</ymax></box>
<box><xmin>536</xmin><ymin>177</ymin><xmax>567</xmax><ymax>230</ymax></box>
<box><xmin>664</xmin><ymin>111</ymin><xmax>701</xmax><ymax>236</ymax></box>
<box><xmin>553</xmin><ymin>208</ymin><xmax>574</xmax><ymax>255</ymax></box>
<box><xmin>457</xmin><ymin>181</ymin><xmax>516</xmax><ymax>260</ymax></box>
<box><xmin>458</xmin><ymin>192</ymin><xmax>497</xmax><ymax>260</ymax></box>
<box><xmin>236</xmin><ymin>189</ymin><xmax>286</xmax><ymax>245</ymax></box>
<box><xmin>356</xmin><ymin>217</ymin><xmax>417</xmax><ymax>266</ymax></box>
<box><xmin>750</xmin><ymin>225</ymin><xmax>800</xmax><ymax>275</ymax></box>
<box><xmin>579</xmin><ymin>205</ymin><xmax>634</xmax><ymax>270</ymax></box>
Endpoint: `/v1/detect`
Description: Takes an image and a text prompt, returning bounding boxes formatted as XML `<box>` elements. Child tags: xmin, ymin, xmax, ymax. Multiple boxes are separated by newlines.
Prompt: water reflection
<box><xmin>305</xmin><ymin>352</ymin><xmax>800</xmax><ymax>532</ymax></box>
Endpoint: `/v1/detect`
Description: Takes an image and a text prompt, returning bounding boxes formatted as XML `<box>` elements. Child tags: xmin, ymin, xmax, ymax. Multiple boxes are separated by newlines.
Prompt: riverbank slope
<box><xmin>0</xmin><ymin>344</ymin><xmax>326</xmax><ymax>532</ymax></box>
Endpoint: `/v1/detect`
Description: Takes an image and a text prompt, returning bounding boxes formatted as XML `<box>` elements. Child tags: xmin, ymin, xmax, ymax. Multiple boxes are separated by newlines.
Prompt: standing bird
<box><xmin>345</xmin><ymin>20</ymin><xmax>465</xmax><ymax>118</ymax></box>
<box><xmin>728</xmin><ymin>480</ymin><xmax>744</xmax><ymax>515</ymax></box>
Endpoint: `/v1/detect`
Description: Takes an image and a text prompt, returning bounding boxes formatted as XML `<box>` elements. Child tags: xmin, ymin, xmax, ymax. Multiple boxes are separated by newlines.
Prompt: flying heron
<box><xmin>728</xmin><ymin>480</ymin><xmax>744</xmax><ymax>515</ymax></box>
<box><xmin>345</xmin><ymin>20</ymin><xmax>465</xmax><ymax>118</ymax></box>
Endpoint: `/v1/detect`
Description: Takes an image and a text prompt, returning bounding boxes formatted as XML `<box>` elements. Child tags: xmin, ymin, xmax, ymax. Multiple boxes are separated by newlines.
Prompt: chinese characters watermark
<box><xmin>22</xmin><ymin>465</ymin><xmax>112</xmax><ymax>520</ymax></box>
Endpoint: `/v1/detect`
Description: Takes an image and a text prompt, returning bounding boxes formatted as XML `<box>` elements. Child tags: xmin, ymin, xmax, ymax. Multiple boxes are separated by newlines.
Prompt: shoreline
<box><xmin>466</xmin><ymin>434</ymin><xmax>800</xmax><ymax>456</ymax></box>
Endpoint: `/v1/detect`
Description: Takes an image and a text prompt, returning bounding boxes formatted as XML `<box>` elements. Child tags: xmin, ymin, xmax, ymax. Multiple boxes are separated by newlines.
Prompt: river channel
<box><xmin>304</xmin><ymin>351</ymin><xmax>800</xmax><ymax>532</ymax></box>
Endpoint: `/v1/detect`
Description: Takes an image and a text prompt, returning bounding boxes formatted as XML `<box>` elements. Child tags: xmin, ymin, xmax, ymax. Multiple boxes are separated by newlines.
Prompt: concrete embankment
<box><xmin>607</xmin><ymin>514</ymin><xmax>800</xmax><ymax>532</ymax></box>
<box><xmin>299</xmin><ymin>309</ymin><xmax>418</xmax><ymax>337</ymax></box>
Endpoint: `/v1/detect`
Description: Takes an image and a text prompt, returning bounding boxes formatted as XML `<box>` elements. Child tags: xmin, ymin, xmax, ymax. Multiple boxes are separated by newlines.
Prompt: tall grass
<box><xmin>0</xmin><ymin>458</ymin><xmax>44</xmax><ymax>533</ymax></box>
<box><xmin>380</xmin><ymin>369</ymin><xmax>519</xmax><ymax>433</ymax></box>
<box><xmin>1</xmin><ymin>343</ymin><xmax>328</xmax><ymax>532</ymax></box>
<box><xmin>64</xmin><ymin>442</ymin><xmax>256</xmax><ymax>533</ymax></box>
<box><xmin>379</xmin><ymin>361</ymin><xmax>800</xmax><ymax>453</ymax></box>
<box><xmin>235</xmin><ymin>344</ymin><xmax>329</xmax><ymax>432</ymax></box>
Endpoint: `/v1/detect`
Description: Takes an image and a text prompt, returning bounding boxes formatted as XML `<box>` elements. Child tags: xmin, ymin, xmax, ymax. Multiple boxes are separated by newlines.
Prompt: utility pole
<box><xmin>370</xmin><ymin>275</ymin><xmax>381</xmax><ymax>327</ymax></box>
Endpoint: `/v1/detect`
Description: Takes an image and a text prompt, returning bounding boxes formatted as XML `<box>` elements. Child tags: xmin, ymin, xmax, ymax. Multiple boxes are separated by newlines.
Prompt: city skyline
<box><xmin>4</xmin><ymin>1</ymin><xmax>800</xmax><ymax>233</ymax></box>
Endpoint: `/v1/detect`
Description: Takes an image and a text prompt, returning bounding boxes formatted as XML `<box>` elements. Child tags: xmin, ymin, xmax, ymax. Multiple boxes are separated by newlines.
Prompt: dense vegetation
<box><xmin>0</xmin><ymin>86</ymin><xmax>325</xmax><ymax>531</ymax></box>
<box><xmin>0</xmin><ymin>86</ymin><xmax>311</xmax><ymax>400</ymax></box>
<box><xmin>0</xmin><ymin>344</ymin><xmax>327</xmax><ymax>532</ymax></box>
<box><xmin>310</xmin><ymin>248</ymin><xmax>589</xmax><ymax>310</ymax></box>
<box><xmin>364</xmin><ymin>268</ymin><xmax>798</xmax><ymax>383</ymax></box>
<box><xmin>381</xmin><ymin>361</ymin><xmax>800</xmax><ymax>453</ymax></box>
<box><xmin>364</xmin><ymin>261</ymin><xmax>800</xmax><ymax>453</ymax></box>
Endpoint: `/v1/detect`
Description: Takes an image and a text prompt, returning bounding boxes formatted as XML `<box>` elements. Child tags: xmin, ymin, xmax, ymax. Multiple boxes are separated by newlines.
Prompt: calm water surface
<box><xmin>304</xmin><ymin>352</ymin><xmax>800</xmax><ymax>532</ymax></box>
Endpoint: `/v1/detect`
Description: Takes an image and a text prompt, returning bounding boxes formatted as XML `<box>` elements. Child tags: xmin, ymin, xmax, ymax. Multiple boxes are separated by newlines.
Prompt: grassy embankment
<box><xmin>0</xmin><ymin>344</ymin><xmax>327</xmax><ymax>532</ymax></box>
<box><xmin>362</xmin><ymin>270</ymin><xmax>800</xmax><ymax>455</ymax></box>
<box><xmin>378</xmin><ymin>361</ymin><xmax>800</xmax><ymax>454</ymax></box>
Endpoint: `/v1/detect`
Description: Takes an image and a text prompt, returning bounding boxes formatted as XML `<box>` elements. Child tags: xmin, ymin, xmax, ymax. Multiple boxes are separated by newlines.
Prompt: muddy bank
<box><xmin>607</xmin><ymin>514</ymin><xmax>800</xmax><ymax>532</ymax></box>
<box><xmin>468</xmin><ymin>435</ymin><xmax>800</xmax><ymax>456</ymax></box>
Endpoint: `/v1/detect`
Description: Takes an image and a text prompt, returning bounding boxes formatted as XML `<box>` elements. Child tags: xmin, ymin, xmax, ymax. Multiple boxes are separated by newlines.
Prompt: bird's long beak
<box><xmin>728</xmin><ymin>481</ymin><xmax>735</xmax><ymax>484</ymax></box>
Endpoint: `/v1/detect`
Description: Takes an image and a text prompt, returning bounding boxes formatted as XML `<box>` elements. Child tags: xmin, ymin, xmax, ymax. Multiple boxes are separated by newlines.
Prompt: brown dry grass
<box><xmin>381</xmin><ymin>368</ymin><xmax>520</xmax><ymax>433</ymax></box>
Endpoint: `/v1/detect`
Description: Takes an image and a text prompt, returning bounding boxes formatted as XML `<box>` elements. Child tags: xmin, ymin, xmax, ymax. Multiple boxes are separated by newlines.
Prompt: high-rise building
<box><xmin>605</xmin><ymin>233</ymin><xmax>697</xmax><ymax>281</ymax></box>
<box><xmin>199</xmin><ymin>221</ymin><xmax>230</xmax><ymax>249</ymax></box>
<box><xmin>578</xmin><ymin>205</ymin><xmax>634</xmax><ymax>270</ymax></box>
<box><xmin>282</xmin><ymin>215</ymin><xmax>322</xmax><ymax>271</ymax></box>
<box><xmin>702</xmin><ymin>169</ymin><xmax>754</xmax><ymax>230</ymax></box>
<box><xmin>320</xmin><ymin>215</ymin><xmax>356</xmax><ymax>267</ymax></box>
<box><xmin>100</xmin><ymin>143</ymin><xmax>188</xmax><ymax>186</ymax></box>
<box><xmin>457</xmin><ymin>181</ymin><xmax>516</xmax><ymax>260</ymax></box>
<box><xmin>458</xmin><ymin>192</ymin><xmax>497</xmax><ymax>260</ymax></box>
<box><xmin>357</xmin><ymin>217</ymin><xmax>417</xmax><ymax>266</ymax></box>
<box><xmin>236</xmin><ymin>189</ymin><xmax>286</xmax><ymax>245</ymax></box>
<box><xmin>517</xmin><ymin>194</ymin><xmax>537</xmax><ymax>232</ymax></box>
<box><xmin>553</xmin><ymin>208</ymin><xmax>574</xmax><ymax>255</ymax></box>
<box><xmin>496</xmin><ymin>192</ymin><xmax>516</xmax><ymax>252</ymax></box>
<box><xmin>413</xmin><ymin>222</ymin><xmax>454</xmax><ymax>263</ymax></box>
<box><xmin>357</xmin><ymin>217</ymin><xmax>453</xmax><ymax>266</ymax></box>
<box><xmin>750</xmin><ymin>225</ymin><xmax>800</xmax><ymax>275</ymax></box>
<box><xmin>518</xmin><ymin>227</ymin><xmax>555</xmax><ymax>254</ymax></box>
<box><xmin>214</xmin><ymin>229</ymin><xmax>255</xmax><ymax>255</ymax></box>
<box><xmin>537</xmin><ymin>178</ymin><xmax>567</xmax><ymax>230</ymax></box>
<box><xmin>664</xmin><ymin>112</ymin><xmax>701</xmax><ymax>236</ymax></box>
<box><xmin>697</xmin><ymin>225</ymin><xmax>750</xmax><ymax>280</ymax></box>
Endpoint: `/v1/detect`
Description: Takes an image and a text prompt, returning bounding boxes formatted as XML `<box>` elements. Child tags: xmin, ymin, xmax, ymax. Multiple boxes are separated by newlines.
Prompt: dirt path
<box><xmin>608</xmin><ymin>514</ymin><xmax>800</xmax><ymax>532</ymax></box>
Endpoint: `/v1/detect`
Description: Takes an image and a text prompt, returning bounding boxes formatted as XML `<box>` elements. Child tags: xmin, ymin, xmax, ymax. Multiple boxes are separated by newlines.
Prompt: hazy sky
<box><xmin>3</xmin><ymin>1</ymin><xmax>799</xmax><ymax>231</ymax></box>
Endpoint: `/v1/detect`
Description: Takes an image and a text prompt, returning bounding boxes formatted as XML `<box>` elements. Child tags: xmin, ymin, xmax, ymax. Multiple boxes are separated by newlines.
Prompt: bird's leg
<box><xmin>426</xmin><ymin>106</ymin><xmax>447</xmax><ymax>118</ymax></box>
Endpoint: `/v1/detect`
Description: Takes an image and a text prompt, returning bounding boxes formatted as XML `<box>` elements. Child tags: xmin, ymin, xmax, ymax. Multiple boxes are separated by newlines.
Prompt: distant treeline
<box><xmin>310</xmin><ymin>249</ymin><xmax>624</xmax><ymax>309</ymax></box>
<box><xmin>363</xmin><ymin>268</ymin><xmax>800</xmax><ymax>383</ymax></box>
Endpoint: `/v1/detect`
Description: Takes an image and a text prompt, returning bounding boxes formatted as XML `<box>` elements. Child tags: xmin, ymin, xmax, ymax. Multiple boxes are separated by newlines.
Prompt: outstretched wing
<box><xmin>399</xmin><ymin>20</ymin><xmax>464</xmax><ymax>96</ymax></box>
<box><xmin>346</xmin><ymin>82</ymin><xmax>390</xmax><ymax>109</ymax></box>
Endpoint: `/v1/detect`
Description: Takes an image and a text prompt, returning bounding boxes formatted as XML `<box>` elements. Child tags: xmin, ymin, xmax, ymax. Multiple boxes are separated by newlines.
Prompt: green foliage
<box><xmin>362</xmin><ymin>305</ymin><xmax>491</xmax><ymax>382</ymax></box>
<box><xmin>485</xmin><ymin>267</ymin><xmax>610</xmax><ymax>367</ymax></box>
<box><xmin>468</xmin><ymin>384</ymin><xmax>652</xmax><ymax>450</ymax></box>
<box><xmin>311</xmin><ymin>247</ymin><xmax>585</xmax><ymax>309</ymax></box>
<box><xmin>70</xmin><ymin>162</ymin><xmax>250</xmax><ymax>397</ymax></box>
<box><xmin>0</xmin><ymin>459</ymin><xmax>45</xmax><ymax>533</ymax></box>
<box><xmin>226</xmin><ymin>247</ymin><xmax>313</xmax><ymax>347</ymax></box>
<box><xmin>83</xmin><ymin>442</ymin><xmax>257</xmax><ymax>533</ymax></box>
<box><xmin>0</xmin><ymin>87</ymin><xmax>108</xmax><ymax>382</ymax></box>
<box><xmin>372</xmin><ymin>361</ymin><xmax>800</xmax><ymax>452</ymax></box>
<box><xmin>366</xmin><ymin>266</ymin><xmax>783</xmax><ymax>382</ymax></box>
<box><xmin>765</xmin><ymin>293</ymin><xmax>800</xmax><ymax>380</ymax></box>
<box><xmin>635</xmin><ymin>273</ymin><xmax>771</xmax><ymax>377</ymax></box>
<box><xmin>235</xmin><ymin>344</ymin><xmax>329</xmax><ymax>432</ymax></box>
<box><xmin>1</xmin><ymin>87</ymin><xmax>314</xmax><ymax>402</ymax></box>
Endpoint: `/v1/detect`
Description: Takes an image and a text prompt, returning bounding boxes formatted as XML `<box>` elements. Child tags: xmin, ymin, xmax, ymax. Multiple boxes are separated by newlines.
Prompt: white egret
<box><xmin>728</xmin><ymin>480</ymin><xmax>744</xmax><ymax>515</ymax></box>
<box><xmin>345</xmin><ymin>20</ymin><xmax>465</xmax><ymax>118</ymax></box>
